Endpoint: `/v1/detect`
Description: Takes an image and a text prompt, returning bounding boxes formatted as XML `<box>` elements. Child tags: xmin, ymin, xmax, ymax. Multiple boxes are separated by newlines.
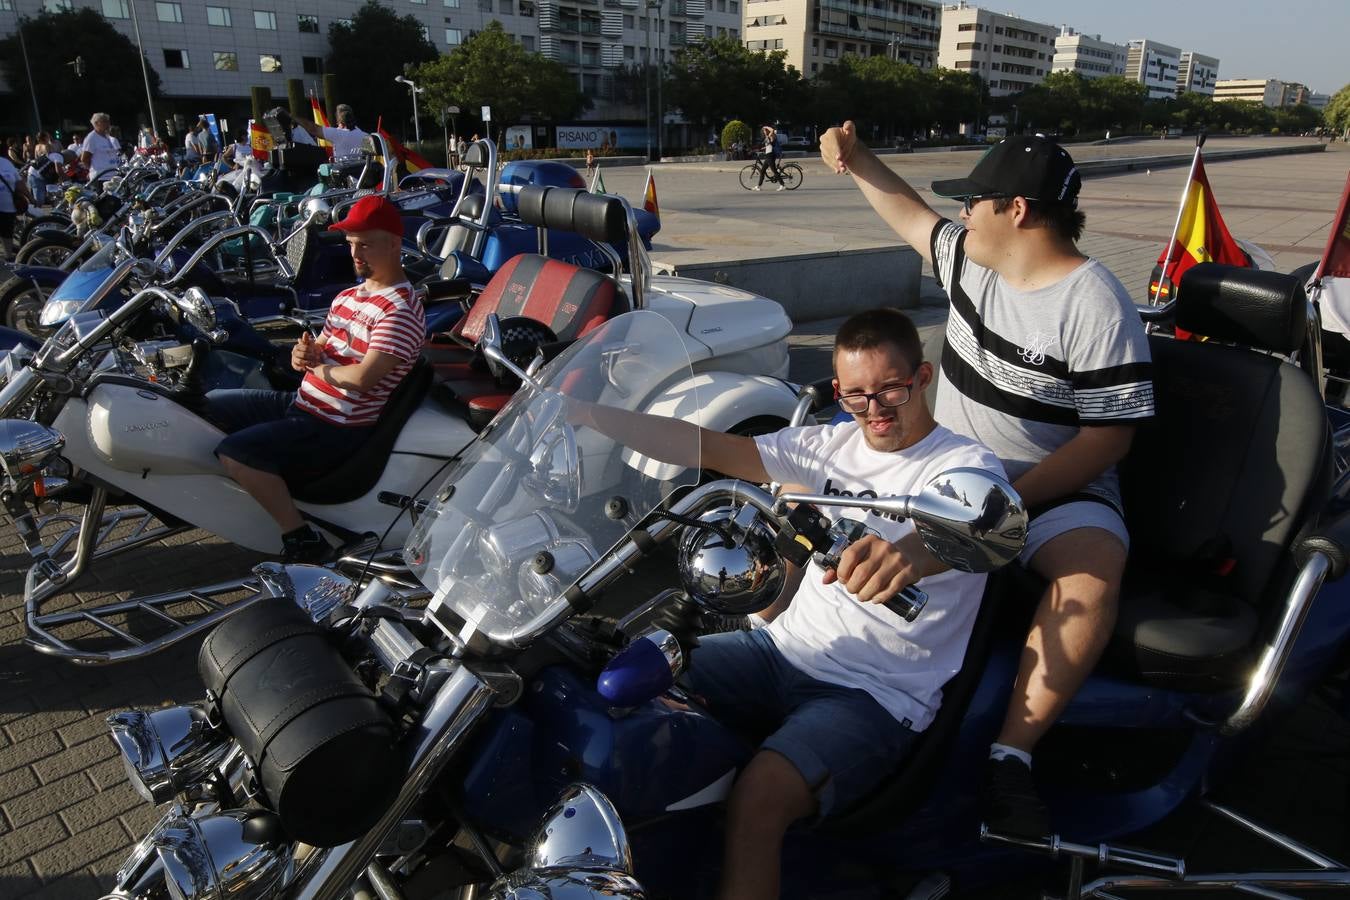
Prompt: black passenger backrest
<box><xmin>515</xmin><ymin>185</ymin><xmax>629</xmax><ymax>246</ymax></box>
<box><xmin>1120</xmin><ymin>264</ymin><xmax>1330</xmax><ymax>607</ymax></box>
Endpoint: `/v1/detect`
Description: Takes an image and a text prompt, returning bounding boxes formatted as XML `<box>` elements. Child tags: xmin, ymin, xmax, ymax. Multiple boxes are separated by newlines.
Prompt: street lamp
<box><xmin>394</xmin><ymin>75</ymin><xmax>424</xmax><ymax>145</ymax></box>
<box><xmin>644</xmin><ymin>0</ymin><xmax>664</xmax><ymax>162</ymax></box>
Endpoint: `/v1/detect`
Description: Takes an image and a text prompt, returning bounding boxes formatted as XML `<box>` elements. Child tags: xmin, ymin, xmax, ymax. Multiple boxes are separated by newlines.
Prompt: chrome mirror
<box><xmin>176</xmin><ymin>287</ymin><xmax>217</xmax><ymax>332</ymax></box>
<box><xmin>775</xmin><ymin>467</ymin><xmax>1026</xmax><ymax>574</ymax></box>
<box><xmin>907</xmin><ymin>468</ymin><xmax>1027</xmax><ymax>572</ymax></box>
<box><xmin>0</xmin><ymin>420</ymin><xmax>65</xmax><ymax>482</ymax></box>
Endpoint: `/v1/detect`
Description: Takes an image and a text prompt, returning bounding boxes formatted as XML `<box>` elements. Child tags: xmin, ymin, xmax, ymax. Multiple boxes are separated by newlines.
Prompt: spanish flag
<box><xmin>310</xmin><ymin>95</ymin><xmax>334</xmax><ymax>159</ymax></box>
<box><xmin>590</xmin><ymin>166</ymin><xmax>606</xmax><ymax>194</ymax></box>
<box><xmin>642</xmin><ymin>169</ymin><xmax>659</xmax><ymax>217</ymax></box>
<box><xmin>1149</xmin><ymin>154</ymin><xmax>1249</xmax><ymax>304</ymax></box>
<box><xmin>375</xmin><ymin>117</ymin><xmax>431</xmax><ymax>174</ymax></box>
<box><xmin>249</xmin><ymin>119</ymin><xmax>274</xmax><ymax>161</ymax></box>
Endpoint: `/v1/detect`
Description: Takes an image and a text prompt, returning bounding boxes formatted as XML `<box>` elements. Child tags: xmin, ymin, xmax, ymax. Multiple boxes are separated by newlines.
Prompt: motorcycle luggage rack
<box><xmin>982</xmin><ymin>794</ymin><xmax>1350</xmax><ymax>898</ymax></box>
<box><xmin>22</xmin><ymin>486</ymin><xmax>265</xmax><ymax>664</ymax></box>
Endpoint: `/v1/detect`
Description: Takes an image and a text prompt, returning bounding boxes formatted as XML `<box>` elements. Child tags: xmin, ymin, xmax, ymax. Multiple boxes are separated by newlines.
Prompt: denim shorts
<box><xmin>205</xmin><ymin>388</ymin><xmax>374</xmax><ymax>477</ymax></box>
<box><xmin>681</xmin><ymin>629</ymin><xmax>918</xmax><ymax>819</ymax></box>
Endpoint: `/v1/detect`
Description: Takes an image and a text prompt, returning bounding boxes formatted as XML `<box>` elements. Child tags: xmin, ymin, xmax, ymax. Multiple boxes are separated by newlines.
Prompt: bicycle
<box><xmin>739</xmin><ymin>157</ymin><xmax>802</xmax><ymax>191</ymax></box>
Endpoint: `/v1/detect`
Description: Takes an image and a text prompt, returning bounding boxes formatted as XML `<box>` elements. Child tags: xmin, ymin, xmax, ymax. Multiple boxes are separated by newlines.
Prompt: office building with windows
<box><xmin>741</xmin><ymin>0</ymin><xmax>940</xmax><ymax>79</ymax></box>
<box><xmin>1176</xmin><ymin>50</ymin><xmax>1219</xmax><ymax>97</ymax></box>
<box><xmin>1124</xmin><ymin>38</ymin><xmax>1180</xmax><ymax>100</ymax></box>
<box><xmin>0</xmin><ymin>0</ymin><xmax>742</xmax><ymax>125</ymax></box>
<box><xmin>1051</xmin><ymin>27</ymin><xmax>1125</xmax><ymax>80</ymax></box>
<box><xmin>937</xmin><ymin>2</ymin><xmax>1057</xmax><ymax>97</ymax></box>
<box><xmin>1214</xmin><ymin>77</ymin><xmax>1320</xmax><ymax>108</ymax></box>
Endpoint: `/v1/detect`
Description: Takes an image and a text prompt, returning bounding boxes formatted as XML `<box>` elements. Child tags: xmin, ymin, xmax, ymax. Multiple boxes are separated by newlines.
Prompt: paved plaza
<box><xmin>0</xmin><ymin>140</ymin><xmax>1347</xmax><ymax>898</ymax></box>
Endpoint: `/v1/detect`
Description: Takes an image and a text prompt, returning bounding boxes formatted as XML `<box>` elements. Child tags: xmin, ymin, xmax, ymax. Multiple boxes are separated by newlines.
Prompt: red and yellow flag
<box><xmin>249</xmin><ymin>119</ymin><xmax>274</xmax><ymax>161</ymax></box>
<box><xmin>375</xmin><ymin>117</ymin><xmax>431</xmax><ymax>173</ymax></box>
<box><xmin>1149</xmin><ymin>156</ymin><xmax>1249</xmax><ymax>303</ymax></box>
<box><xmin>310</xmin><ymin>95</ymin><xmax>334</xmax><ymax>159</ymax></box>
<box><xmin>642</xmin><ymin>169</ymin><xmax>659</xmax><ymax>217</ymax></box>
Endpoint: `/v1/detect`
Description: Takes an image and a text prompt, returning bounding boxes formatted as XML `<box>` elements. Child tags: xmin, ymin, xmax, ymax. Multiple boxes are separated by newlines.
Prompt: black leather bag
<box><xmin>198</xmin><ymin>599</ymin><xmax>401</xmax><ymax>847</ymax></box>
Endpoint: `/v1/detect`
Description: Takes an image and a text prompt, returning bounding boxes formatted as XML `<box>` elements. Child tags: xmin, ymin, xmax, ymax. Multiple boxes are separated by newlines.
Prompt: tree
<box><xmin>326</xmin><ymin>1</ymin><xmax>438</xmax><ymax>137</ymax></box>
<box><xmin>414</xmin><ymin>22</ymin><xmax>584</xmax><ymax>143</ymax></box>
<box><xmin>0</xmin><ymin>8</ymin><xmax>161</xmax><ymax>134</ymax></box>
<box><xmin>1325</xmin><ymin>83</ymin><xmax>1350</xmax><ymax>133</ymax></box>
<box><xmin>666</xmin><ymin>36</ymin><xmax>806</xmax><ymax>131</ymax></box>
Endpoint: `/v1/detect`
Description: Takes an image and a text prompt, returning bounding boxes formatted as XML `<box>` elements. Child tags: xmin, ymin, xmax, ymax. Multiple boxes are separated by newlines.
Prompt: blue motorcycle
<box><xmin>98</xmin><ymin>264</ymin><xmax>1350</xmax><ymax>899</ymax></box>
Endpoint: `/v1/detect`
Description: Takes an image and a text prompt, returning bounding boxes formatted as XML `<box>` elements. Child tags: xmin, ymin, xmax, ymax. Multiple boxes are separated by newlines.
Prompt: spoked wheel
<box><xmin>0</xmin><ymin>276</ymin><xmax>56</xmax><ymax>339</ymax></box>
<box><xmin>780</xmin><ymin>163</ymin><xmax>804</xmax><ymax>190</ymax></box>
<box><xmin>15</xmin><ymin>231</ymin><xmax>79</xmax><ymax>268</ymax></box>
<box><xmin>739</xmin><ymin>163</ymin><xmax>761</xmax><ymax>191</ymax></box>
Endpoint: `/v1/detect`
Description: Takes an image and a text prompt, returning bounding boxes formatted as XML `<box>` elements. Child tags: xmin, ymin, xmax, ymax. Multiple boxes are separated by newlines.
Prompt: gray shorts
<box><xmin>1020</xmin><ymin>499</ymin><xmax>1129</xmax><ymax>565</ymax></box>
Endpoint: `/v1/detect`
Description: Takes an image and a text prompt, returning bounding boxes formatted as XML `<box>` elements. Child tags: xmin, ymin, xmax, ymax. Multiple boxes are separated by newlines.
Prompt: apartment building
<box><xmin>1124</xmin><ymin>39</ymin><xmax>1180</xmax><ymax>100</ymax></box>
<box><xmin>1051</xmin><ymin>27</ymin><xmax>1125</xmax><ymax>80</ymax></box>
<box><xmin>1176</xmin><ymin>50</ymin><xmax>1219</xmax><ymax>97</ymax></box>
<box><xmin>743</xmin><ymin>0</ymin><xmax>941</xmax><ymax>79</ymax></box>
<box><xmin>0</xmin><ymin>0</ymin><xmax>742</xmax><ymax>120</ymax></box>
<box><xmin>938</xmin><ymin>2</ymin><xmax>1057</xmax><ymax>97</ymax></box>
<box><xmin>1213</xmin><ymin>77</ymin><xmax>1317</xmax><ymax>108</ymax></box>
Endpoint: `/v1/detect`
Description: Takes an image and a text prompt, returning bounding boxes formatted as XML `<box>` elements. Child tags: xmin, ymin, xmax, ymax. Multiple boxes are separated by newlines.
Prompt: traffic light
<box><xmin>75</xmin><ymin>56</ymin><xmax>86</xmax><ymax>77</ymax></box>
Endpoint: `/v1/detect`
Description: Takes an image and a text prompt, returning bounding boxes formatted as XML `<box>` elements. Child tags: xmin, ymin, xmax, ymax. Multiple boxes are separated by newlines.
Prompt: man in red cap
<box><xmin>206</xmin><ymin>194</ymin><xmax>425</xmax><ymax>563</ymax></box>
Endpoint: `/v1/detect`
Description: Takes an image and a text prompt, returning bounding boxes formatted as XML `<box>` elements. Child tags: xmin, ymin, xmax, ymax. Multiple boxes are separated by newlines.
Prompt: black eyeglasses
<box><xmin>836</xmin><ymin>380</ymin><xmax>915</xmax><ymax>414</ymax></box>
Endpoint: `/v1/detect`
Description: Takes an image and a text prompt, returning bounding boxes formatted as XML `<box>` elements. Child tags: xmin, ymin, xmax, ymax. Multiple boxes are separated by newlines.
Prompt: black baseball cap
<box><xmin>931</xmin><ymin>135</ymin><xmax>1081</xmax><ymax>207</ymax></box>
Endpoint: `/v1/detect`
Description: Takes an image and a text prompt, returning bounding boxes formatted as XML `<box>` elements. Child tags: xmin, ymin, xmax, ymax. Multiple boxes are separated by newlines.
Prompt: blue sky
<box><xmin>992</xmin><ymin>0</ymin><xmax>1348</xmax><ymax>94</ymax></box>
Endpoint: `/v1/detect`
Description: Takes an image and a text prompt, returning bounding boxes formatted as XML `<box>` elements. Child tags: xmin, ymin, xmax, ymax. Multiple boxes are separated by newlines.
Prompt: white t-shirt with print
<box><xmin>81</xmin><ymin>131</ymin><xmax>121</xmax><ymax>181</ymax></box>
<box><xmin>753</xmin><ymin>421</ymin><xmax>1005</xmax><ymax>731</ymax></box>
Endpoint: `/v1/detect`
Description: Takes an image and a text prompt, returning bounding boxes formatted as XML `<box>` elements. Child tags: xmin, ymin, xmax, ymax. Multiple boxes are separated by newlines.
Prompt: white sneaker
<box><xmin>776</xmin><ymin>185</ymin><xmax>785</xmax><ymax>191</ymax></box>
<box><xmin>750</xmin><ymin>185</ymin><xmax>761</xmax><ymax>191</ymax></box>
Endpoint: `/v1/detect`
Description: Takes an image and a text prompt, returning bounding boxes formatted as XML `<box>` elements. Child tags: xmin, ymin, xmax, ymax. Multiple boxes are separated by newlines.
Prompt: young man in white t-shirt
<box><xmin>820</xmin><ymin>124</ymin><xmax>1155</xmax><ymax>838</ymax></box>
<box><xmin>576</xmin><ymin>308</ymin><xmax>1004</xmax><ymax>900</ymax></box>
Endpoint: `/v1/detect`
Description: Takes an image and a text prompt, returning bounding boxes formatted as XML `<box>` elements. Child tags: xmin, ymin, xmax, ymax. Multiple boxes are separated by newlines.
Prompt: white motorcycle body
<box><xmin>51</xmin><ymin>282</ymin><xmax>798</xmax><ymax>554</ymax></box>
<box><xmin>55</xmin><ymin>385</ymin><xmax>470</xmax><ymax>552</ymax></box>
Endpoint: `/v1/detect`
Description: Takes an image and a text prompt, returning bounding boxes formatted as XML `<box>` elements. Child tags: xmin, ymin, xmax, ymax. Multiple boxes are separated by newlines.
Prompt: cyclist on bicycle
<box><xmin>753</xmin><ymin>124</ymin><xmax>786</xmax><ymax>191</ymax></box>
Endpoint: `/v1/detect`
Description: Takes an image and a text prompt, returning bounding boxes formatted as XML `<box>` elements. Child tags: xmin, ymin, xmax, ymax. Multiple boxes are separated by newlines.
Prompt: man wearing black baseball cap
<box><xmin>819</xmin><ymin>123</ymin><xmax>1155</xmax><ymax>838</ymax></box>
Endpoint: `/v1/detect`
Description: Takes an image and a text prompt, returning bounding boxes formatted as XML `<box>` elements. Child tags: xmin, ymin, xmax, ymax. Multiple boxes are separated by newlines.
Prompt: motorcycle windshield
<box><xmin>406</xmin><ymin>310</ymin><xmax>701</xmax><ymax>647</ymax></box>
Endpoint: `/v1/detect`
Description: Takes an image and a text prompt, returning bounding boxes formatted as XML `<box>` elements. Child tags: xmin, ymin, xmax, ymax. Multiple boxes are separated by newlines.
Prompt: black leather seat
<box><xmin>286</xmin><ymin>359</ymin><xmax>433</xmax><ymax>505</ymax></box>
<box><xmin>1112</xmin><ymin>264</ymin><xmax>1332</xmax><ymax>690</ymax></box>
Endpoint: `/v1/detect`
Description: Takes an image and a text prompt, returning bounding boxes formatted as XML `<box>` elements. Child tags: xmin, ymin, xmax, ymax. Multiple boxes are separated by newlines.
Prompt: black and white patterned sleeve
<box><xmin>929</xmin><ymin>218</ymin><xmax>966</xmax><ymax>293</ymax></box>
<box><xmin>1069</xmin><ymin>321</ymin><xmax>1156</xmax><ymax>425</ymax></box>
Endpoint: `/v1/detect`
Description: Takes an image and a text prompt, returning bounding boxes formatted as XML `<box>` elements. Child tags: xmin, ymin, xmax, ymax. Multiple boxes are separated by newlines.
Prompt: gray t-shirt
<box><xmin>930</xmin><ymin>219</ymin><xmax>1155</xmax><ymax>509</ymax></box>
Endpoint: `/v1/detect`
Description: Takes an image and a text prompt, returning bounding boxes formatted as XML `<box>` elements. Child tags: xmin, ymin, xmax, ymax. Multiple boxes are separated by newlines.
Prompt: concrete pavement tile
<box><xmin>0</xmin><ymin>814</ymin><xmax>67</xmax><ymax>868</ymax></box>
<box><xmin>2</xmin><ymin>708</ymin><xmax>85</xmax><ymax>746</ymax></box>
<box><xmin>117</xmin><ymin>801</ymin><xmax>165</xmax><ymax>839</ymax></box>
<box><xmin>3</xmin><ymin>772</ymin><xmax>95</xmax><ymax>829</ymax></box>
<box><xmin>57</xmin><ymin>784</ymin><xmax>143</xmax><ymax>836</ymax></box>
<box><xmin>27</xmin><ymin>842</ymin><xmax>114</xmax><ymax>891</ymax></box>
<box><xmin>0</xmin><ymin>768</ymin><xmax>40</xmax><ymax>819</ymax></box>
<box><xmin>32</xmin><ymin>735</ymin><xmax>116</xmax><ymax>786</ymax></box>
<box><xmin>0</xmin><ymin>733</ymin><xmax>62</xmax><ymax>778</ymax></box>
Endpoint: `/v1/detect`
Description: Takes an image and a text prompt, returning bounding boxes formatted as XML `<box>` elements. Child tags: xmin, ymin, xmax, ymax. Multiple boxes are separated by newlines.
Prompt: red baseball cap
<box><xmin>328</xmin><ymin>194</ymin><xmax>403</xmax><ymax>238</ymax></box>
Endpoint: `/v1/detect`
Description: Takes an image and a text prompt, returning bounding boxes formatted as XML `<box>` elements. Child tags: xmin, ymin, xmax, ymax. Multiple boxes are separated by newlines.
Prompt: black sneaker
<box><xmin>980</xmin><ymin>756</ymin><xmax>1051</xmax><ymax>840</ymax></box>
<box><xmin>281</xmin><ymin>525</ymin><xmax>337</xmax><ymax>565</ymax></box>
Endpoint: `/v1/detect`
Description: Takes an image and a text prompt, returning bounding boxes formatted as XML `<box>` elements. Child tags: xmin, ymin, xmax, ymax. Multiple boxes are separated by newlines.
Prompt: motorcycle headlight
<box><xmin>107</xmin><ymin>706</ymin><xmax>231</xmax><ymax>803</ymax></box>
<box><xmin>38</xmin><ymin>296</ymin><xmax>84</xmax><ymax>329</ymax></box>
<box><xmin>0</xmin><ymin>419</ymin><xmax>65</xmax><ymax>481</ymax></box>
<box><xmin>153</xmin><ymin>810</ymin><xmax>293</xmax><ymax>900</ymax></box>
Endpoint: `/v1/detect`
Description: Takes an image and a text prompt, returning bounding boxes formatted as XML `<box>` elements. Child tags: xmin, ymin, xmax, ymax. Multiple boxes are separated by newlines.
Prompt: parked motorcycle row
<box><xmin>0</xmin><ymin>128</ymin><xmax>1349</xmax><ymax>899</ymax></box>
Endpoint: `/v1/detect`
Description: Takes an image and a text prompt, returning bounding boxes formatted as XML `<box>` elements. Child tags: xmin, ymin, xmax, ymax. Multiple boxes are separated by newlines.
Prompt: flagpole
<box><xmin>1152</xmin><ymin>130</ymin><xmax>1207</xmax><ymax>305</ymax></box>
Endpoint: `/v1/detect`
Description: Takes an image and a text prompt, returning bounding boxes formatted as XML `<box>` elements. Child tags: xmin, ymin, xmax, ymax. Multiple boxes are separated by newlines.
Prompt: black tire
<box><xmin>15</xmin><ymin>231</ymin><xmax>80</xmax><ymax>268</ymax></box>
<box><xmin>780</xmin><ymin>163</ymin><xmax>803</xmax><ymax>190</ymax></box>
<box><xmin>739</xmin><ymin>163</ymin><xmax>761</xmax><ymax>191</ymax></box>
<box><xmin>0</xmin><ymin>276</ymin><xmax>56</xmax><ymax>338</ymax></box>
<box><xmin>18</xmin><ymin>214</ymin><xmax>72</xmax><ymax>248</ymax></box>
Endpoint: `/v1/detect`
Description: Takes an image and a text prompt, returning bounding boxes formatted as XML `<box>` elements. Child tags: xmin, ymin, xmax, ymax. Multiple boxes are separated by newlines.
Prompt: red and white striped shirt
<box><xmin>295</xmin><ymin>281</ymin><xmax>425</xmax><ymax>426</ymax></box>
